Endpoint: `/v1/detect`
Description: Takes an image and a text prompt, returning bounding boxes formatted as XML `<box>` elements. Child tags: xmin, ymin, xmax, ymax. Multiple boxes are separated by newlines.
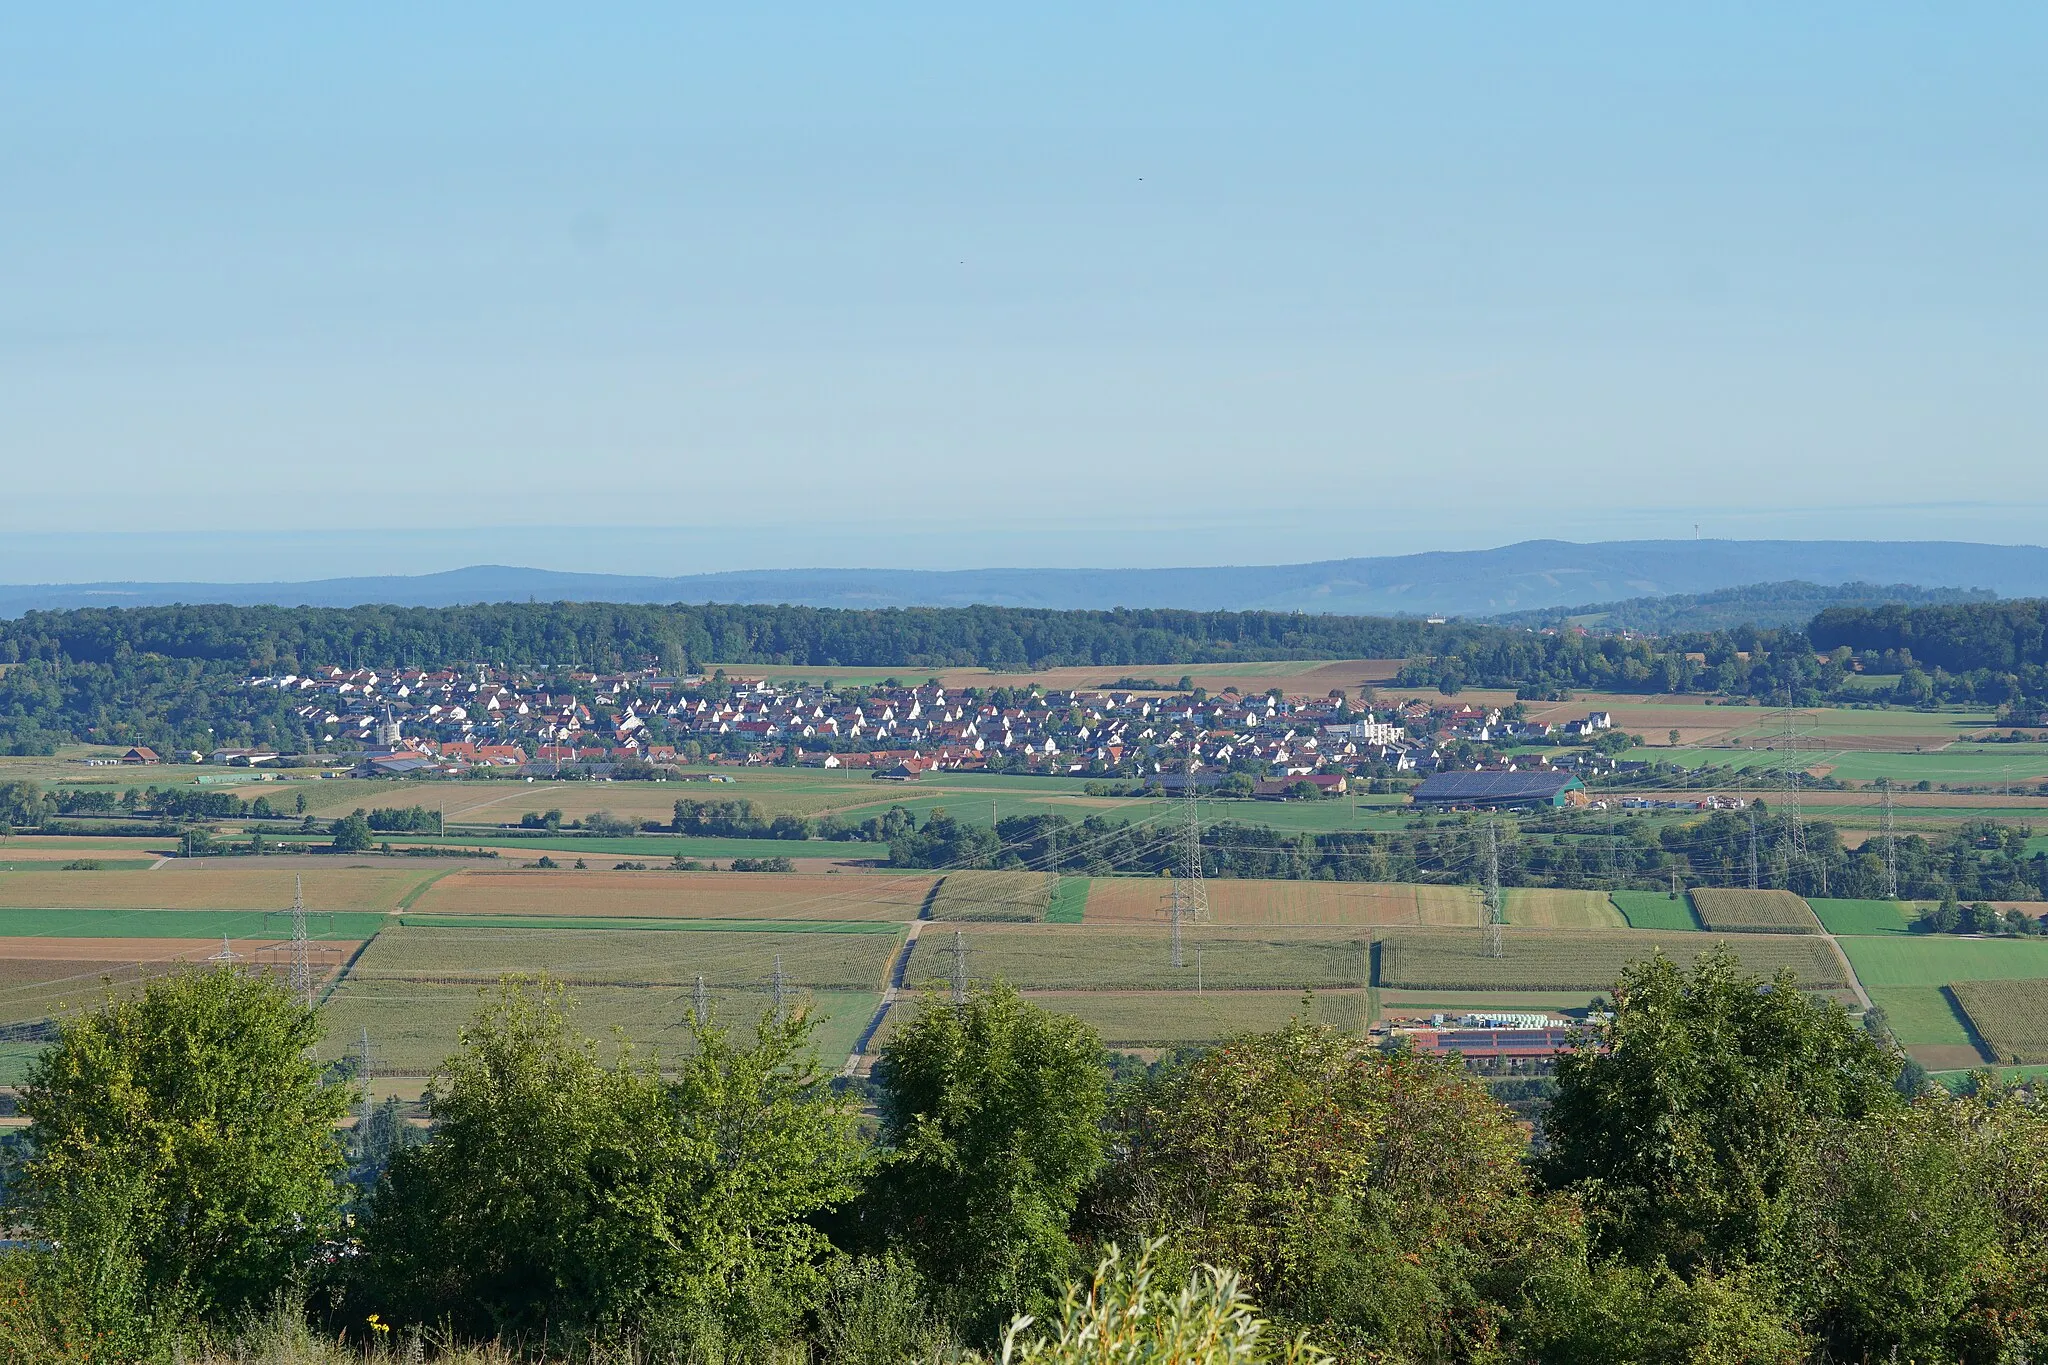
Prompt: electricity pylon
<box><xmin>288</xmin><ymin>873</ymin><xmax>312</xmax><ymax>1006</ymax></box>
<box><xmin>1168</xmin><ymin>738</ymin><xmax>1208</xmax><ymax>969</ymax></box>
<box><xmin>1881</xmin><ymin>782</ymin><xmax>1899</xmax><ymax>899</ymax></box>
<box><xmin>1483</xmin><ymin>819</ymin><xmax>1504</xmax><ymax>959</ymax></box>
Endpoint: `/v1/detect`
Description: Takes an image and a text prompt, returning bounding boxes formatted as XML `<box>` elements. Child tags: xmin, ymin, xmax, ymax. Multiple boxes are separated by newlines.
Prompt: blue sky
<box><xmin>3</xmin><ymin>5</ymin><xmax>2044</xmax><ymax>579</ymax></box>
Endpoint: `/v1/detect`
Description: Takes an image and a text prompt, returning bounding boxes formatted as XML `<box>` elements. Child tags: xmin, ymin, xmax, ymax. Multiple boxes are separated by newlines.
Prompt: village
<box><xmin>217</xmin><ymin>664</ymin><xmax>1642</xmax><ymax>795</ymax></box>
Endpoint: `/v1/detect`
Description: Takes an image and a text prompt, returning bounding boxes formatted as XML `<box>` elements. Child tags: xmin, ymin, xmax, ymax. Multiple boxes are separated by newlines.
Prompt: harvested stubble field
<box><xmin>1079</xmin><ymin>878</ymin><xmax>1477</xmax><ymax>926</ymax></box>
<box><xmin>928</xmin><ymin>871</ymin><xmax>1050</xmax><ymax>922</ymax></box>
<box><xmin>316</xmin><ymin>978</ymin><xmax>878</xmax><ymax>1075</ymax></box>
<box><xmin>900</xmin><ymin>926</ymin><xmax>1371</xmax><ymax>992</ymax></box>
<box><xmin>883</xmin><ymin>987</ymin><xmax>1365</xmax><ymax>1047</ymax></box>
<box><xmin>1950</xmin><ymin>979</ymin><xmax>2048</xmax><ymax>1064</ymax></box>
<box><xmin>0</xmin><ymin>866</ymin><xmax>434</xmax><ymax>913</ymax></box>
<box><xmin>1688</xmin><ymin>889</ymin><xmax>1821</xmax><ymax>934</ymax></box>
<box><xmin>1376</xmin><ymin>929</ymin><xmax>1846</xmax><ymax>992</ymax></box>
<box><xmin>1502</xmin><ymin>889</ymin><xmax>1625</xmax><ymax>928</ymax></box>
<box><xmin>405</xmin><ymin>869</ymin><xmax>936</xmax><ymax>921</ymax></box>
<box><xmin>344</xmin><ymin>923</ymin><xmax>904</xmax><ymax>990</ymax></box>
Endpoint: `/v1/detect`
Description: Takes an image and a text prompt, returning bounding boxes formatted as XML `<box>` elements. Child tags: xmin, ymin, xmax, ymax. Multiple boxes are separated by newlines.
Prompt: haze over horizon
<box><xmin>7</xmin><ymin>6</ymin><xmax>2047</xmax><ymax>565</ymax></box>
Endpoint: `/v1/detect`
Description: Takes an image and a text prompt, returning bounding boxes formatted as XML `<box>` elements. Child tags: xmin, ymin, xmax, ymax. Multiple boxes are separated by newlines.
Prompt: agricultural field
<box><xmin>1950</xmin><ymin>979</ymin><xmax>2048</xmax><ymax>1065</ymax></box>
<box><xmin>1838</xmin><ymin>936</ymin><xmax>2048</xmax><ymax>1070</ymax></box>
<box><xmin>1080</xmin><ymin>878</ymin><xmax>1477</xmax><ymax>927</ymax></box>
<box><xmin>404</xmin><ymin>868</ymin><xmax>937</xmax><ymax>922</ymax></box>
<box><xmin>342</xmin><ymin>923</ymin><xmax>904</xmax><ymax>990</ymax></box>
<box><xmin>0</xmin><ymin>865</ymin><xmax>437</xmax><ymax>913</ymax></box>
<box><xmin>1688</xmin><ymin>889</ymin><xmax>1821</xmax><ymax>935</ymax></box>
<box><xmin>1501</xmin><ymin>889</ymin><xmax>1625</xmax><ymax>928</ymax></box>
<box><xmin>1608</xmin><ymin>891</ymin><xmax>1701</xmax><ymax>931</ymax></box>
<box><xmin>927</xmin><ymin>871</ymin><xmax>1051</xmax><ymax>922</ymax></box>
<box><xmin>900</xmin><ymin>926</ymin><xmax>1371</xmax><ymax>992</ymax></box>
<box><xmin>1808</xmin><ymin>899</ymin><xmax>1923</xmax><ymax>936</ymax></box>
<box><xmin>1046</xmin><ymin>878</ymin><xmax>1088</xmax><ymax>922</ymax></box>
<box><xmin>1376</xmin><ymin>929</ymin><xmax>1846</xmax><ymax>992</ymax></box>
<box><xmin>881</xmin><ymin>987</ymin><xmax>1366</xmax><ymax>1048</ymax></box>
<box><xmin>317</xmin><ymin>977</ymin><xmax>879</xmax><ymax>1076</ymax></box>
<box><xmin>1862</xmin><ymin>984</ymin><xmax>1982</xmax><ymax>1064</ymax></box>
<box><xmin>0</xmin><ymin>908</ymin><xmax>381</xmax><ymax>940</ymax></box>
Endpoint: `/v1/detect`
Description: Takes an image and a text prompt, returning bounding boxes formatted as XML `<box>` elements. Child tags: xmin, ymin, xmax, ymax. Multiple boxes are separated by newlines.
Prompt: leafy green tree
<box><xmin>1541</xmin><ymin>947</ymin><xmax>1899</xmax><ymax>1273</ymax></box>
<box><xmin>329</xmin><ymin>808</ymin><xmax>373</xmax><ymax>853</ymax></box>
<box><xmin>869</xmin><ymin>983</ymin><xmax>1109</xmax><ymax>1341</ymax></box>
<box><xmin>15</xmin><ymin>966</ymin><xmax>347</xmax><ymax>1319</ymax></box>
<box><xmin>1091</xmin><ymin>1017</ymin><xmax>1574</xmax><ymax>1361</ymax></box>
<box><xmin>363</xmin><ymin>978</ymin><xmax>862</xmax><ymax>1345</ymax></box>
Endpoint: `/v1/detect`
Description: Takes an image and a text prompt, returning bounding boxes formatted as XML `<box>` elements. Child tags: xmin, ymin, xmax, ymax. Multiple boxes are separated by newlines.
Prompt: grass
<box><xmin>1376</xmin><ymin>930</ymin><xmax>1846</xmax><ymax>992</ymax></box>
<box><xmin>1609</xmin><ymin>891</ymin><xmax>1702</xmax><ymax>931</ymax></box>
<box><xmin>1047</xmin><ymin>876</ymin><xmax>1089</xmax><ymax>923</ymax></box>
<box><xmin>1808</xmin><ymin>898</ymin><xmax>1922</xmax><ymax>936</ymax></box>
<box><xmin>900</xmin><ymin>926</ymin><xmax>1372</xmax><ymax>992</ymax></box>
<box><xmin>928</xmin><ymin>870</ymin><xmax>1052</xmax><ymax>922</ymax></box>
<box><xmin>1864</xmin><ymin>985</ymin><xmax>1981</xmax><ymax>1048</ymax></box>
<box><xmin>1688</xmin><ymin>889</ymin><xmax>1821</xmax><ymax>935</ymax></box>
<box><xmin>406</xmin><ymin>868</ymin><xmax>936</xmax><ymax>921</ymax></box>
<box><xmin>1836</xmin><ymin>935</ymin><xmax>2048</xmax><ymax>987</ymax></box>
<box><xmin>0</xmin><ymin>908</ymin><xmax>385</xmax><ymax>939</ymax></box>
<box><xmin>1950</xmin><ymin>979</ymin><xmax>2048</xmax><ymax>1064</ymax></box>
<box><xmin>399</xmin><ymin>915</ymin><xmax>902</xmax><ymax>934</ymax></box>
<box><xmin>1502</xmin><ymin>889</ymin><xmax>1625</xmax><ymax>928</ymax></box>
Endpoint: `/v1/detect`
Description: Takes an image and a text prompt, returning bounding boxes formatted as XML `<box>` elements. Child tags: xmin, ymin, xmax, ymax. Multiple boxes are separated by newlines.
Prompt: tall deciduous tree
<box><xmin>869</xmin><ymin>983</ymin><xmax>1108</xmax><ymax>1340</ymax></box>
<box><xmin>16</xmin><ymin>966</ymin><xmax>347</xmax><ymax>1318</ymax></box>
<box><xmin>1541</xmin><ymin>946</ymin><xmax>1899</xmax><ymax>1273</ymax></box>
<box><xmin>363</xmin><ymin>978</ymin><xmax>862</xmax><ymax>1345</ymax></box>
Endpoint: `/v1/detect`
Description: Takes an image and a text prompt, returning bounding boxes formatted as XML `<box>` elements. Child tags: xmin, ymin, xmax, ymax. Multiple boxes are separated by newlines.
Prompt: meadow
<box><xmin>1808</xmin><ymin>899</ymin><xmax>1923</xmax><ymax>936</ymax></box>
<box><xmin>1608</xmin><ymin>891</ymin><xmax>1702</xmax><ymax>931</ymax></box>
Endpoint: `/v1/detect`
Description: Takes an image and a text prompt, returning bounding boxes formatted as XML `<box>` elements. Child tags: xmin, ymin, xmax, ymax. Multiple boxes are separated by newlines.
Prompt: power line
<box><xmin>1748</xmin><ymin>809</ymin><xmax>1760</xmax><ymax>891</ymax></box>
<box><xmin>357</xmin><ymin>1026</ymin><xmax>374</xmax><ymax>1131</ymax></box>
<box><xmin>691</xmin><ymin>973</ymin><xmax>709</xmax><ymax>1026</ymax></box>
<box><xmin>1482</xmin><ymin>819</ymin><xmax>1503</xmax><ymax>959</ymax></box>
<box><xmin>1882</xmin><ymin>781</ymin><xmax>1899</xmax><ymax>899</ymax></box>
<box><xmin>1167</xmin><ymin>737</ymin><xmax>1208</xmax><ymax>969</ymax></box>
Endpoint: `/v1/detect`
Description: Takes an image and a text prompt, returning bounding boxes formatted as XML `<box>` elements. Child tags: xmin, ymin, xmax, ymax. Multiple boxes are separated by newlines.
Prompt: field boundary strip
<box><xmin>396</xmin><ymin>914</ymin><xmax>902</xmax><ymax>934</ymax></box>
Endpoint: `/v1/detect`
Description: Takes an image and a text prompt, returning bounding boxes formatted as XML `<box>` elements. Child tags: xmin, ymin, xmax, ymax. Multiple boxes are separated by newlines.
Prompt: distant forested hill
<box><xmin>1486</xmin><ymin>581</ymin><xmax>1994</xmax><ymax>635</ymax></box>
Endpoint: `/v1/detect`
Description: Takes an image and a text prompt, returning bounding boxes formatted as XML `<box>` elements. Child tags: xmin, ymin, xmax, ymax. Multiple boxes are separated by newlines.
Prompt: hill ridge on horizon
<box><xmin>3</xmin><ymin>537</ymin><xmax>2044</xmax><ymax>620</ymax></box>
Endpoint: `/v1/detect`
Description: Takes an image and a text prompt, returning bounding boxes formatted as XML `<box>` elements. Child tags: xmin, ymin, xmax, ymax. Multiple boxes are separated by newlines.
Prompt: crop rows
<box><xmin>901</xmin><ymin>926</ymin><xmax>1371</xmax><ymax>992</ymax></box>
<box><xmin>927</xmin><ymin>871</ymin><xmax>1051</xmax><ymax>922</ymax></box>
<box><xmin>1688</xmin><ymin>889</ymin><xmax>1821</xmax><ymax>935</ymax></box>
<box><xmin>1951</xmin><ymin>978</ymin><xmax>2048</xmax><ymax>1064</ymax></box>
<box><xmin>1377</xmin><ymin>929</ymin><xmax>1845</xmax><ymax>992</ymax></box>
<box><xmin>346</xmin><ymin>924</ymin><xmax>902</xmax><ymax>990</ymax></box>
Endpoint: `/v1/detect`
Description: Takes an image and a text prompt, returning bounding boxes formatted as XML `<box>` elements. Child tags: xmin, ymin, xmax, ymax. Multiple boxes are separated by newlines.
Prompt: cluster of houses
<box><xmin>235</xmin><ymin>665</ymin><xmax>1630</xmax><ymax>788</ymax></box>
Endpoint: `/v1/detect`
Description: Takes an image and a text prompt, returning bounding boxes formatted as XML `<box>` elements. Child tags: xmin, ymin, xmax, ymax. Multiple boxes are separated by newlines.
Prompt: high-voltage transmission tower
<box><xmin>1168</xmin><ymin>736</ymin><xmax>1208</xmax><ymax>970</ymax></box>
<box><xmin>691</xmin><ymin>974</ymin><xmax>709</xmax><ymax>1026</ymax></box>
<box><xmin>1043</xmin><ymin>826</ymin><xmax>1061</xmax><ymax>911</ymax></box>
<box><xmin>1881</xmin><ymin>782</ymin><xmax>1900</xmax><ymax>899</ymax></box>
<box><xmin>1776</xmin><ymin>693</ymin><xmax>1826</xmax><ymax>895</ymax></box>
<box><xmin>288</xmin><ymin>873</ymin><xmax>312</xmax><ymax>1006</ymax></box>
<box><xmin>947</xmin><ymin>929</ymin><xmax>969</xmax><ymax>1006</ymax></box>
<box><xmin>1747</xmin><ymin>809</ymin><xmax>1761</xmax><ymax>890</ymax></box>
<box><xmin>356</xmin><ymin>1027</ymin><xmax>374</xmax><ymax>1131</ymax></box>
<box><xmin>1482</xmin><ymin>819</ymin><xmax>1504</xmax><ymax>959</ymax></box>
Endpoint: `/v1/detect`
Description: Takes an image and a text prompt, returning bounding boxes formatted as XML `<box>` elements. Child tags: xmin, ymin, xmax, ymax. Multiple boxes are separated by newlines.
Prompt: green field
<box><xmin>901</xmin><ymin>927</ymin><xmax>1371</xmax><ymax>992</ymax></box>
<box><xmin>1609</xmin><ymin>892</ymin><xmax>1702</xmax><ymax>931</ymax></box>
<box><xmin>0</xmin><ymin>859</ymin><xmax>159</xmax><ymax>872</ymax></box>
<box><xmin>397</xmin><ymin>915</ymin><xmax>902</xmax><ymax>934</ymax></box>
<box><xmin>0</xmin><ymin>908</ymin><xmax>385</xmax><ymax>939</ymax></box>
<box><xmin>1864</xmin><ymin>985</ymin><xmax>1980</xmax><ymax>1049</ymax></box>
<box><xmin>1809</xmin><ymin>899</ymin><xmax>1922</xmax><ymax>936</ymax></box>
<box><xmin>1046</xmin><ymin>877</ymin><xmax>1089</xmax><ymax>923</ymax></box>
<box><xmin>1377</xmin><ymin>930</ymin><xmax>1845</xmax><ymax>991</ymax></box>
<box><xmin>1835</xmin><ymin>936</ymin><xmax>2048</xmax><ymax>987</ymax></box>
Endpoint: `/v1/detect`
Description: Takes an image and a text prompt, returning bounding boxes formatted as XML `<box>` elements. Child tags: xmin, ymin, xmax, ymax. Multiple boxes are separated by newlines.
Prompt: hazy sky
<box><xmin>4</xmin><ymin>5</ymin><xmax>2045</xmax><ymax>578</ymax></box>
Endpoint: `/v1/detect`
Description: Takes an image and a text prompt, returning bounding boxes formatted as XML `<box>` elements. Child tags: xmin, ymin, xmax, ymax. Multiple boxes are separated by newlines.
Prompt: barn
<box><xmin>1410</xmin><ymin>770</ymin><xmax>1586</xmax><ymax>809</ymax></box>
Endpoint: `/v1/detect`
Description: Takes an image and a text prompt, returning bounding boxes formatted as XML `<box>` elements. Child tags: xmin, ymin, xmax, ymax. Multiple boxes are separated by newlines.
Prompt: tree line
<box><xmin>7</xmin><ymin>951</ymin><xmax>2048</xmax><ymax>1363</ymax></box>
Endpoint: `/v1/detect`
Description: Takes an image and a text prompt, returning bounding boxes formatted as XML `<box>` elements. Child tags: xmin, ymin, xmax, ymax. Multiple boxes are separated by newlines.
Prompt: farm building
<box><xmin>1410</xmin><ymin>770</ymin><xmax>1586</xmax><ymax>809</ymax></box>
